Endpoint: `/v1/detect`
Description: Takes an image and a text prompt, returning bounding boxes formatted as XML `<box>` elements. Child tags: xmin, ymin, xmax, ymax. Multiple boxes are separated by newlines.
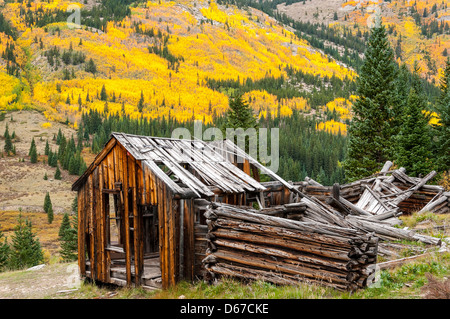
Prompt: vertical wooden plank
<box><xmin>168</xmin><ymin>189</ymin><xmax>175</xmax><ymax>286</ymax></box>
<box><xmin>88</xmin><ymin>174</ymin><xmax>96</xmax><ymax>281</ymax></box>
<box><xmin>93</xmin><ymin>167</ymin><xmax>101</xmax><ymax>282</ymax></box>
<box><xmin>104</xmin><ymin>191</ymin><xmax>111</xmax><ymax>283</ymax></box>
<box><xmin>122</xmin><ymin>148</ymin><xmax>132</xmax><ymax>287</ymax></box>
<box><xmin>184</xmin><ymin>199</ymin><xmax>194</xmax><ymax>282</ymax></box>
<box><xmin>157</xmin><ymin>179</ymin><xmax>167</xmax><ymax>289</ymax></box>
<box><xmin>99</xmin><ymin>164</ymin><xmax>106</xmax><ymax>282</ymax></box>
<box><xmin>243</xmin><ymin>159</ymin><xmax>251</xmax><ymax>176</ymax></box>
<box><xmin>173</xmin><ymin>197</ymin><xmax>179</xmax><ymax>284</ymax></box>
<box><xmin>179</xmin><ymin>199</ymin><xmax>184</xmax><ymax>279</ymax></box>
<box><xmin>77</xmin><ymin>186</ymin><xmax>86</xmax><ymax>276</ymax></box>
<box><xmin>131</xmin><ymin>159</ymin><xmax>143</xmax><ymax>286</ymax></box>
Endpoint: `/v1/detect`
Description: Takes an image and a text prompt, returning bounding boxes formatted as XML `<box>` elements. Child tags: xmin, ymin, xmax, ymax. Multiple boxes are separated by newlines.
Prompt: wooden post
<box><xmin>122</xmin><ymin>149</ymin><xmax>132</xmax><ymax>287</ymax></box>
<box><xmin>77</xmin><ymin>187</ymin><xmax>86</xmax><ymax>276</ymax></box>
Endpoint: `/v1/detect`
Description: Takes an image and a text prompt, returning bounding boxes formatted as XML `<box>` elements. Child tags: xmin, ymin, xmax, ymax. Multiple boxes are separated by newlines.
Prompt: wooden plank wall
<box><xmin>77</xmin><ymin>139</ymin><xmax>197</xmax><ymax>289</ymax></box>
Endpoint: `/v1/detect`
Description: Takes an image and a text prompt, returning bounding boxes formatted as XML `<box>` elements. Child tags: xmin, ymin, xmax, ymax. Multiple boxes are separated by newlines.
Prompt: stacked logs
<box><xmin>202</xmin><ymin>202</ymin><xmax>379</xmax><ymax>291</ymax></box>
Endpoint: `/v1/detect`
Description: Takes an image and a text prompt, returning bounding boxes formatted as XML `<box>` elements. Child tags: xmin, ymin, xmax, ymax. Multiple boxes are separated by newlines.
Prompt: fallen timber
<box><xmin>203</xmin><ymin>203</ymin><xmax>379</xmax><ymax>291</ymax></box>
<box><xmin>202</xmin><ymin>163</ymin><xmax>448</xmax><ymax>291</ymax></box>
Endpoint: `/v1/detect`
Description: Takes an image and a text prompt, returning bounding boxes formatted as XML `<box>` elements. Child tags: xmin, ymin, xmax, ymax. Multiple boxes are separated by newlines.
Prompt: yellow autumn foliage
<box><xmin>316</xmin><ymin>120</ymin><xmax>347</xmax><ymax>136</ymax></box>
<box><xmin>0</xmin><ymin>72</ymin><xmax>20</xmax><ymax>109</ymax></box>
<box><xmin>0</xmin><ymin>0</ymin><xmax>357</xmax><ymax>125</ymax></box>
<box><xmin>324</xmin><ymin>97</ymin><xmax>353</xmax><ymax>121</ymax></box>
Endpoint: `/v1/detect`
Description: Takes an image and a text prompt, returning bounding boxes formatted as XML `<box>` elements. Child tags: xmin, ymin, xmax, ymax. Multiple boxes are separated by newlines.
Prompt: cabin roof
<box><xmin>72</xmin><ymin>133</ymin><xmax>293</xmax><ymax>197</ymax></box>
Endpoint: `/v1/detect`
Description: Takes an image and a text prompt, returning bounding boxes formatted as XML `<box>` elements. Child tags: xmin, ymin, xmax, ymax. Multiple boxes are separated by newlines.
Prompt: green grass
<box><xmin>58</xmin><ymin>251</ymin><xmax>450</xmax><ymax>299</ymax></box>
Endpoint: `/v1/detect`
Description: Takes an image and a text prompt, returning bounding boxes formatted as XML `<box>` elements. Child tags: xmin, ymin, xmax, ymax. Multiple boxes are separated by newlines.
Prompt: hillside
<box><xmin>0</xmin><ymin>110</ymin><xmax>77</xmax><ymax>213</ymax></box>
<box><xmin>0</xmin><ymin>0</ymin><xmax>355</xmax><ymax>131</ymax></box>
<box><xmin>278</xmin><ymin>0</ymin><xmax>450</xmax><ymax>84</ymax></box>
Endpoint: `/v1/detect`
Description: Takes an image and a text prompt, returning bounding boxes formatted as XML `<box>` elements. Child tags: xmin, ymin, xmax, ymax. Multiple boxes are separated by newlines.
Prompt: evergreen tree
<box><xmin>47</xmin><ymin>203</ymin><xmax>54</xmax><ymax>224</ymax></box>
<box><xmin>44</xmin><ymin>139</ymin><xmax>50</xmax><ymax>156</ymax></box>
<box><xmin>3</xmin><ymin>126</ymin><xmax>12</xmax><ymax>155</ymax></box>
<box><xmin>137</xmin><ymin>90</ymin><xmax>144</xmax><ymax>112</ymax></box>
<box><xmin>0</xmin><ymin>227</ymin><xmax>9</xmax><ymax>271</ymax></box>
<box><xmin>224</xmin><ymin>93</ymin><xmax>258</xmax><ymax>131</ymax></box>
<box><xmin>29</xmin><ymin>138</ymin><xmax>37</xmax><ymax>163</ymax></box>
<box><xmin>223</xmin><ymin>93</ymin><xmax>259</xmax><ymax>156</ymax></box>
<box><xmin>29</xmin><ymin>143</ymin><xmax>38</xmax><ymax>163</ymax></box>
<box><xmin>43</xmin><ymin>192</ymin><xmax>51</xmax><ymax>214</ymax></box>
<box><xmin>58</xmin><ymin>212</ymin><xmax>71</xmax><ymax>239</ymax></box>
<box><xmin>103</xmin><ymin>101</ymin><xmax>109</xmax><ymax>114</ymax></box>
<box><xmin>343</xmin><ymin>18</ymin><xmax>398</xmax><ymax>181</ymax></box>
<box><xmin>60</xmin><ymin>220</ymin><xmax>77</xmax><ymax>262</ymax></box>
<box><xmin>395</xmin><ymin>64</ymin><xmax>433</xmax><ymax>176</ymax></box>
<box><xmin>8</xmin><ymin>215</ymin><xmax>44</xmax><ymax>270</ymax></box>
<box><xmin>433</xmin><ymin>58</ymin><xmax>450</xmax><ymax>171</ymax></box>
<box><xmin>71</xmin><ymin>195</ymin><xmax>78</xmax><ymax>214</ymax></box>
<box><xmin>100</xmin><ymin>84</ymin><xmax>107</xmax><ymax>101</ymax></box>
<box><xmin>54</xmin><ymin>166</ymin><xmax>62</xmax><ymax>180</ymax></box>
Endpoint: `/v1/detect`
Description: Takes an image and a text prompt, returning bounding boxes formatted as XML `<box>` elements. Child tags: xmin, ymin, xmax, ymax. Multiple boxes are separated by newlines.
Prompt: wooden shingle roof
<box><xmin>73</xmin><ymin>133</ymin><xmax>292</xmax><ymax>198</ymax></box>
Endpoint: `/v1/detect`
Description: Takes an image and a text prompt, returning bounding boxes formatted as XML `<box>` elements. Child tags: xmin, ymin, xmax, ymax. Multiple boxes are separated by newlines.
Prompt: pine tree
<box><xmin>103</xmin><ymin>101</ymin><xmax>109</xmax><ymax>114</ymax></box>
<box><xmin>43</xmin><ymin>192</ymin><xmax>51</xmax><ymax>214</ymax></box>
<box><xmin>100</xmin><ymin>84</ymin><xmax>107</xmax><ymax>101</ymax></box>
<box><xmin>60</xmin><ymin>221</ymin><xmax>77</xmax><ymax>262</ymax></box>
<box><xmin>224</xmin><ymin>93</ymin><xmax>258</xmax><ymax>131</ymax></box>
<box><xmin>71</xmin><ymin>195</ymin><xmax>78</xmax><ymax>214</ymax></box>
<box><xmin>44</xmin><ymin>139</ymin><xmax>50</xmax><ymax>155</ymax></box>
<box><xmin>343</xmin><ymin>18</ymin><xmax>398</xmax><ymax>181</ymax></box>
<box><xmin>29</xmin><ymin>141</ymin><xmax>38</xmax><ymax>163</ymax></box>
<box><xmin>137</xmin><ymin>90</ymin><xmax>144</xmax><ymax>112</ymax></box>
<box><xmin>223</xmin><ymin>93</ymin><xmax>259</xmax><ymax>158</ymax></box>
<box><xmin>58</xmin><ymin>212</ymin><xmax>71</xmax><ymax>239</ymax></box>
<box><xmin>54</xmin><ymin>165</ymin><xmax>62</xmax><ymax>180</ymax></box>
<box><xmin>0</xmin><ymin>227</ymin><xmax>9</xmax><ymax>271</ymax></box>
<box><xmin>8</xmin><ymin>215</ymin><xmax>44</xmax><ymax>270</ymax></box>
<box><xmin>3</xmin><ymin>127</ymin><xmax>12</xmax><ymax>155</ymax></box>
<box><xmin>395</xmin><ymin>64</ymin><xmax>433</xmax><ymax>176</ymax></box>
<box><xmin>47</xmin><ymin>203</ymin><xmax>54</xmax><ymax>224</ymax></box>
<box><xmin>433</xmin><ymin>58</ymin><xmax>450</xmax><ymax>171</ymax></box>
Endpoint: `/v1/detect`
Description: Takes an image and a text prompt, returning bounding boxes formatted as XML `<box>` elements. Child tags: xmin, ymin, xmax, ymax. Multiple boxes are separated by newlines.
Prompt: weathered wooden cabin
<box><xmin>72</xmin><ymin>132</ymin><xmax>292</xmax><ymax>289</ymax></box>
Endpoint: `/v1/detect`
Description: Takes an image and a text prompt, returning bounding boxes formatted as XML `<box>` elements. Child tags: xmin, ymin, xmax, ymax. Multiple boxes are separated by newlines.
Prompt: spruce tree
<box><xmin>8</xmin><ymin>215</ymin><xmax>44</xmax><ymax>270</ymax></box>
<box><xmin>47</xmin><ymin>203</ymin><xmax>54</xmax><ymax>224</ymax></box>
<box><xmin>29</xmin><ymin>138</ymin><xmax>37</xmax><ymax>163</ymax></box>
<box><xmin>224</xmin><ymin>93</ymin><xmax>258</xmax><ymax>131</ymax></box>
<box><xmin>43</xmin><ymin>192</ymin><xmax>51</xmax><ymax>214</ymax></box>
<box><xmin>343</xmin><ymin>18</ymin><xmax>398</xmax><ymax>181</ymax></box>
<box><xmin>137</xmin><ymin>90</ymin><xmax>144</xmax><ymax>112</ymax></box>
<box><xmin>3</xmin><ymin>129</ymin><xmax>12</xmax><ymax>155</ymax></box>
<box><xmin>433</xmin><ymin>58</ymin><xmax>450</xmax><ymax>171</ymax></box>
<box><xmin>395</xmin><ymin>64</ymin><xmax>433</xmax><ymax>176</ymax></box>
<box><xmin>100</xmin><ymin>84</ymin><xmax>107</xmax><ymax>101</ymax></box>
<box><xmin>59</xmin><ymin>213</ymin><xmax>71</xmax><ymax>239</ymax></box>
<box><xmin>54</xmin><ymin>166</ymin><xmax>62</xmax><ymax>180</ymax></box>
<box><xmin>44</xmin><ymin>139</ymin><xmax>50</xmax><ymax>156</ymax></box>
<box><xmin>0</xmin><ymin>227</ymin><xmax>9</xmax><ymax>271</ymax></box>
<box><xmin>60</xmin><ymin>223</ymin><xmax>77</xmax><ymax>262</ymax></box>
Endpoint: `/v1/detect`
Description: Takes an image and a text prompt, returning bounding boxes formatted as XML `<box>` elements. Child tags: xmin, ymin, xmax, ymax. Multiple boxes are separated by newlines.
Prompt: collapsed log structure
<box><xmin>202</xmin><ymin>203</ymin><xmax>379</xmax><ymax>291</ymax></box>
<box><xmin>73</xmin><ymin>132</ymin><xmax>448</xmax><ymax>291</ymax></box>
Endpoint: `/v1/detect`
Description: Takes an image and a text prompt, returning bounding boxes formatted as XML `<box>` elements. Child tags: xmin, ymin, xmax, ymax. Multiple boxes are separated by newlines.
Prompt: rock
<box><xmin>26</xmin><ymin>264</ymin><xmax>46</xmax><ymax>271</ymax></box>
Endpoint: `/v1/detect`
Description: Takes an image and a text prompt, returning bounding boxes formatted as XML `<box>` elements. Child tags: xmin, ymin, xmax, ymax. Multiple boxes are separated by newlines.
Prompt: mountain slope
<box><xmin>0</xmin><ymin>0</ymin><xmax>355</xmax><ymax>128</ymax></box>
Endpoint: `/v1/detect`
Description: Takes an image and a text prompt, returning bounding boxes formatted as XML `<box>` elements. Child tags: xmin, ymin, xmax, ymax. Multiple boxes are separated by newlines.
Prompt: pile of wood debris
<box><xmin>202</xmin><ymin>161</ymin><xmax>450</xmax><ymax>290</ymax></box>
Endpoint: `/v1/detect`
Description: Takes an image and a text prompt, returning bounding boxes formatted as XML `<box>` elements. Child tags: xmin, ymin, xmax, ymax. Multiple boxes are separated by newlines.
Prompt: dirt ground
<box><xmin>0</xmin><ymin>262</ymin><xmax>80</xmax><ymax>299</ymax></box>
<box><xmin>0</xmin><ymin>110</ymin><xmax>78</xmax><ymax>213</ymax></box>
<box><xmin>277</xmin><ymin>0</ymin><xmax>354</xmax><ymax>25</ymax></box>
